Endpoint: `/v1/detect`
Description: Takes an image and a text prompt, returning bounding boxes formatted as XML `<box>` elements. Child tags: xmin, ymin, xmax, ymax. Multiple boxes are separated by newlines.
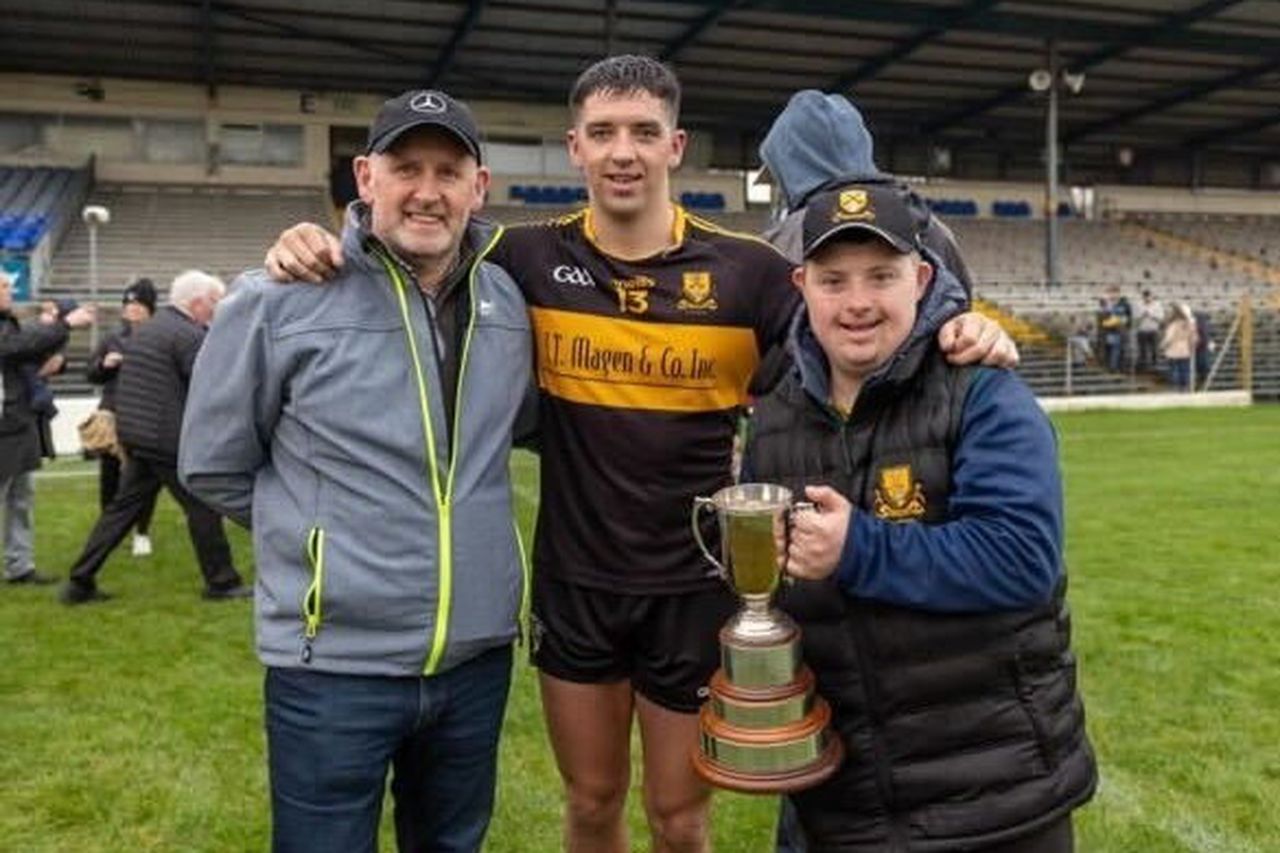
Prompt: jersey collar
<box><xmin>581</xmin><ymin>203</ymin><xmax>688</xmax><ymax>258</ymax></box>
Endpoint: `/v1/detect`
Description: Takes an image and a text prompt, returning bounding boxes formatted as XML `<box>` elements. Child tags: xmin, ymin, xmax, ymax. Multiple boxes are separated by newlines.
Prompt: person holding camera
<box><xmin>0</xmin><ymin>271</ymin><xmax>95</xmax><ymax>585</ymax></box>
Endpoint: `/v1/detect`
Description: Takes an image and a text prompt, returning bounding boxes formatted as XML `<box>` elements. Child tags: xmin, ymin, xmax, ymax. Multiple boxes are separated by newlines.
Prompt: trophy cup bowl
<box><xmin>690</xmin><ymin>483</ymin><xmax>844</xmax><ymax>794</ymax></box>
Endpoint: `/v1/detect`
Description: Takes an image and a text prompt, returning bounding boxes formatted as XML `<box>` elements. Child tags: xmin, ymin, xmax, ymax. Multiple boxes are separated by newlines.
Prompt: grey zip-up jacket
<box><xmin>180</xmin><ymin>207</ymin><xmax>533</xmax><ymax>677</ymax></box>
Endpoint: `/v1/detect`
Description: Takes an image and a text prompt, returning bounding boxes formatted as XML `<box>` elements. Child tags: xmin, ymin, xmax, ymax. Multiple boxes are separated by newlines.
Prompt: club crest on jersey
<box><xmin>873</xmin><ymin>464</ymin><xmax>926</xmax><ymax>521</ymax></box>
<box><xmin>677</xmin><ymin>271</ymin><xmax>718</xmax><ymax>311</ymax></box>
<box><xmin>834</xmin><ymin>189</ymin><xmax>874</xmax><ymax>223</ymax></box>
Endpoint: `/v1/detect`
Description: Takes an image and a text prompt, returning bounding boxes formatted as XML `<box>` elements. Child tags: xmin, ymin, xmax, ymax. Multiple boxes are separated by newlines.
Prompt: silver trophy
<box><xmin>690</xmin><ymin>483</ymin><xmax>843</xmax><ymax>793</ymax></box>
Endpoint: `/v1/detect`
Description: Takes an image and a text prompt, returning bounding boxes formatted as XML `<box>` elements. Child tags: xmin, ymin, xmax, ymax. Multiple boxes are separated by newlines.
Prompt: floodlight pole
<box><xmin>87</xmin><ymin>216</ymin><xmax>100</xmax><ymax>352</ymax></box>
<box><xmin>1045</xmin><ymin>39</ymin><xmax>1060</xmax><ymax>289</ymax></box>
<box><xmin>82</xmin><ymin>204</ymin><xmax>110</xmax><ymax>353</ymax></box>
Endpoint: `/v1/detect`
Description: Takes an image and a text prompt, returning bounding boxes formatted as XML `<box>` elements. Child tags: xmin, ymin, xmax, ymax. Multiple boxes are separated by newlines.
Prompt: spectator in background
<box><xmin>1114</xmin><ymin>288</ymin><xmax>1133</xmax><ymax>369</ymax></box>
<box><xmin>1094</xmin><ymin>297</ymin><xmax>1109</xmax><ymax>363</ymax></box>
<box><xmin>1</xmin><ymin>272</ymin><xmax>95</xmax><ymax>585</ymax></box>
<box><xmin>1100</xmin><ymin>286</ymin><xmax>1131</xmax><ymax>372</ymax></box>
<box><xmin>85</xmin><ymin>278</ymin><xmax>159</xmax><ymax>557</ymax></box>
<box><xmin>1134</xmin><ymin>288</ymin><xmax>1163</xmax><ymax>371</ymax></box>
<box><xmin>1068</xmin><ymin>313</ymin><xmax>1095</xmax><ymax>366</ymax></box>
<box><xmin>1193</xmin><ymin>309</ymin><xmax>1214</xmax><ymax>390</ymax></box>
<box><xmin>61</xmin><ymin>270</ymin><xmax>248</xmax><ymax>605</ymax></box>
<box><xmin>1161</xmin><ymin>302</ymin><xmax>1197</xmax><ymax>391</ymax></box>
<box><xmin>26</xmin><ymin>300</ymin><xmax>67</xmax><ymax>461</ymax></box>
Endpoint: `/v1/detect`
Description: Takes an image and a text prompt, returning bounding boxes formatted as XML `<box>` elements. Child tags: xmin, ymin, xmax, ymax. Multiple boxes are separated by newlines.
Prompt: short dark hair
<box><xmin>569</xmin><ymin>55</ymin><xmax>681</xmax><ymax>123</ymax></box>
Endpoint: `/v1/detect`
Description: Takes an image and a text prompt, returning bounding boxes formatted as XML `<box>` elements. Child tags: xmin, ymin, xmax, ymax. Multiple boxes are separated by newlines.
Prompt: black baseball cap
<box><xmin>802</xmin><ymin>184</ymin><xmax>926</xmax><ymax>259</ymax></box>
<box><xmin>366</xmin><ymin>90</ymin><xmax>483</xmax><ymax>162</ymax></box>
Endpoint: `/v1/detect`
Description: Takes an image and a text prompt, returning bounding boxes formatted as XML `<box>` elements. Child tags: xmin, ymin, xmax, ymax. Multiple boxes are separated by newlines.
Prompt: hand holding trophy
<box><xmin>690</xmin><ymin>483</ymin><xmax>844</xmax><ymax>793</ymax></box>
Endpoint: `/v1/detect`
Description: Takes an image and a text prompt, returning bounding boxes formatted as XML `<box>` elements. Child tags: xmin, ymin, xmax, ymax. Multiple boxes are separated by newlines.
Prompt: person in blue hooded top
<box><xmin>743</xmin><ymin>184</ymin><xmax>1096</xmax><ymax>853</ymax></box>
<box><xmin>759</xmin><ymin>89</ymin><xmax>974</xmax><ymax>295</ymax></box>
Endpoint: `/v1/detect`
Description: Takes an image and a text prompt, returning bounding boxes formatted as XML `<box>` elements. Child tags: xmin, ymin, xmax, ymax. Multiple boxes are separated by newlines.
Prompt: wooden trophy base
<box><xmin>693</xmin><ymin>667</ymin><xmax>845</xmax><ymax>794</ymax></box>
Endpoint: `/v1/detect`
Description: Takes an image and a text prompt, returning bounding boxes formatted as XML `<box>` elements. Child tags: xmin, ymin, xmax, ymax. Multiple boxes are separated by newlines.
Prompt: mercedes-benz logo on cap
<box><xmin>409</xmin><ymin>91</ymin><xmax>447</xmax><ymax>114</ymax></box>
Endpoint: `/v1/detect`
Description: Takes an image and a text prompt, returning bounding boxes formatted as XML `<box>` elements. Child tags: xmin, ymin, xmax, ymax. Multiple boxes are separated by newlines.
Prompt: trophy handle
<box><xmin>691</xmin><ymin>496</ymin><xmax>727</xmax><ymax>580</ymax></box>
<box><xmin>782</xmin><ymin>501</ymin><xmax>817</xmax><ymax>583</ymax></box>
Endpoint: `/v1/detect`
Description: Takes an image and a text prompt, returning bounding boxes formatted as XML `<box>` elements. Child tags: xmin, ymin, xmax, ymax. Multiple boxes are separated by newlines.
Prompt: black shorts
<box><xmin>530</xmin><ymin>573</ymin><xmax>737</xmax><ymax>713</ymax></box>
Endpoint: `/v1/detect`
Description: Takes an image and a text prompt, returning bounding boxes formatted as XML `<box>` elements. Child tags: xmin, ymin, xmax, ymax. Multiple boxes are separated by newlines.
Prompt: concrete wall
<box><xmin>0</xmin><ymin>74</ymin><xmax>334</xmax><ymax>187</ymax></box>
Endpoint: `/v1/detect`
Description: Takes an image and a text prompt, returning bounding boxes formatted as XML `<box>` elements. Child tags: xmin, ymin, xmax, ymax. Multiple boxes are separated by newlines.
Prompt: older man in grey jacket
<box><xmin>180</xmin><ymin>90</ymin><xmax>535</xmax><ymax>853</ymax></box>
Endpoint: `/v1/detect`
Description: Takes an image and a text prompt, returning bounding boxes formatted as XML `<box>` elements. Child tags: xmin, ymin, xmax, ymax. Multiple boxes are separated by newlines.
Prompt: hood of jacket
<box><xmin>788</xmin><ymin>246</ymin><xmax>969</xmax><ymax>409</ymax></box>
<box><xmin>759</xmin><ymin>90</ymin><xmax>886</xmax><ymax>211</ymax></box>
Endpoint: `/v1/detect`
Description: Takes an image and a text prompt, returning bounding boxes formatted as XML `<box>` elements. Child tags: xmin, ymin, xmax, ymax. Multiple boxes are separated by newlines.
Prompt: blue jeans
<box><xmin>1168</xmin><ymin>358</ymin><xmax>1190</xmax><ymax>390</ymax></box>
<box><xmin>265</xmin><ymin>645</ymin><xmax>513</xmax><ymax>853</ymax></box>
<box><xmin>775</xmin><ymin>796</ymin><xmax>809</xmax><ymax>852</ymax></box>
<box><xmin>1</xmin><ymin>472</ymin><xmax>35</xmax><ymax>579</ymax></box>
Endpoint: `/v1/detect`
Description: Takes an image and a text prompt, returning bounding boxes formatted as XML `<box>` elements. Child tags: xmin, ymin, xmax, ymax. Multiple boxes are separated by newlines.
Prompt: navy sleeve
<box><xmin>835</xmin><ymin>368</ymin><xmax>1063</xmax><ymax>612</ymax></box>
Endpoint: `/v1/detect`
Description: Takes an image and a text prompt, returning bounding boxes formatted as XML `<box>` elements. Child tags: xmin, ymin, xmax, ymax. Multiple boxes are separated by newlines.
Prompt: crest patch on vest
<box><xmin>873</xmin><ymin>464</ymin><xmax>926</xmax><ymax>521</ymax></box>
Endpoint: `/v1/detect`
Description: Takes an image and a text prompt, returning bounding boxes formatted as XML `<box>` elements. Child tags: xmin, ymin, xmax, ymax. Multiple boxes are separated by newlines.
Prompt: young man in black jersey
<box><xmin>264</xmin><ymin>58</ymin><xmax>1016</xmax><ymax>853</ymax></box>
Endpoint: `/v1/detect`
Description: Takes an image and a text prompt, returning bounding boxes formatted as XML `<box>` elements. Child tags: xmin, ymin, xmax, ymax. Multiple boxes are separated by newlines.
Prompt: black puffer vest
<box><xmin>749</xmin><ymin>346</ymin><xmax>1096</xmax><ymax>852</ymax></box>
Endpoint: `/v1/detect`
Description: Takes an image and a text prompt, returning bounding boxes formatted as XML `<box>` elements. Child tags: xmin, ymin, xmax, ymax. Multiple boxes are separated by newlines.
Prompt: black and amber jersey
<box><xmin>490</xmin><ymin>206</ymin><xmax>799</xmax><ymax>594</ymax></box>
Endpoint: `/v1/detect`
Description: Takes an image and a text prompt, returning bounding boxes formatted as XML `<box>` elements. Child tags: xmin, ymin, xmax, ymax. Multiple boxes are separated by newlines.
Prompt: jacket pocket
<box><xmin>1010</xmin><ymin>656</ymin><xmax>1058</xmax><ymax>772</ymax></box>
<box><xmin>300</xmin><ymin>526</ymin><xmax>326</xmax><ymax>664</ymax></box>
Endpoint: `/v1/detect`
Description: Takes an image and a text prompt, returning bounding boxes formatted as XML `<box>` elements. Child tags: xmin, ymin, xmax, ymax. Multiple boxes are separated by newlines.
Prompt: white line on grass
<box><xmin>34</xmin><ymin>468</ymin><xmax>98</xmax><ymax>480</ymax></box>
<box><xmin>1096</xmin><ymin>767</ymin><xmax>1260</xmax><ymax>853</ymax></box>
<box><xmin>1056</xmin><ymin>423</ymin><xmax>1276</xmax><ymax>443</ymax></box>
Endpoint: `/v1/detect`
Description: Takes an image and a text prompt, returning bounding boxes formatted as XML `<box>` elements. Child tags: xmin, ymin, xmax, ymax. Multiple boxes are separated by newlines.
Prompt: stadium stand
<box><xmin>28</xmin><ymin>183</ymin><xmax>327</xmax><ymax>395</ymax></box>
<box><xmin>1136</xmin><ymin>215</ymin><xmax>1280</xmax><ymax>267</ymax></box>
<box><xmin>42</xmin><ymin>184</ymin><xmax>331</xmax><ymax>301</ymax></box>
<box><xmin>508</xmin><ymin>184</ymin><xmax>587</xmax><ymax>205</ymax></box>
<box><xmin>951</xmin><ymin>219</ymin><xmax>1271</xmax><ymax>295</ymax></box>
<box><xmin>0</xmin><ymin>165</ymin><xmax>90</xmax><ymax>252</ymax></box>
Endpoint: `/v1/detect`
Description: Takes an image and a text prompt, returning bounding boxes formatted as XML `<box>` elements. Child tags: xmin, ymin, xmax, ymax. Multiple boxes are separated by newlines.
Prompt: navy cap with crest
<box><xmin>802</xmin><ymin>184</ymin><xmax>926</xmax><ymax>259</ymax></box>
<box><xmin>366</xmin><ymin>90</ymin><xmax>483</xmax><ymax>162</ymax></box>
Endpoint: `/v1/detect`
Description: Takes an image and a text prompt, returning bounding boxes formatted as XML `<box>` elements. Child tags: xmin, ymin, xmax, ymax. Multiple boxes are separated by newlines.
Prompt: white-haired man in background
<box><xmin>62</xmin><ymin>270</ymin><xmax>249</xmax><ymax>605</ymax></box>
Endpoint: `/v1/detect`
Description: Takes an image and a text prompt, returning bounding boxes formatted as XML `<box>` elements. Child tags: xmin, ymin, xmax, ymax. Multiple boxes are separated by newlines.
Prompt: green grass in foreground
<box><xmin>2</xmin><ymin>405</ymin><xmax>1279</xmax><ymax>851</ymax></box>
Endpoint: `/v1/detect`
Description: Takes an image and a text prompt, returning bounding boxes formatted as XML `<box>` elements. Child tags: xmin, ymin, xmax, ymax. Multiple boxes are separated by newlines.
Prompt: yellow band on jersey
<box><xmin>530</xmin><ymin>306</ymin><xmax>760</xmax><ymax>412</ymax></box>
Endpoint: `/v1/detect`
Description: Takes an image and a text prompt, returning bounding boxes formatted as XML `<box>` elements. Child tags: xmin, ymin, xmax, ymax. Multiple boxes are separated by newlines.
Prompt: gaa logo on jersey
<box><xmin>676</xmin><ymin>271</ymin><xmax>718</xmax><ymax>311</ymax></box>
<box><xmin>551</xmin><ymin>265</ymin><xmax>596</xmax><ymax>288</ymax></box>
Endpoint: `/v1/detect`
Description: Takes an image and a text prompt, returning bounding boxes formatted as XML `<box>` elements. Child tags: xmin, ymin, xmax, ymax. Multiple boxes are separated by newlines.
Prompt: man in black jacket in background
<box><xmin>1</xmin><ymin>271</ymin><xmax>95</xmax><ymax>585</ymax></box>
<box><xmin>61</xmin><ymin>270</ymin><xmax>248</xmax><ymax>605</ymax></box>
<box><xmin>85</xmin><ymin>278</ymin><xmax>160</xmax><ymax>555</ymax></box>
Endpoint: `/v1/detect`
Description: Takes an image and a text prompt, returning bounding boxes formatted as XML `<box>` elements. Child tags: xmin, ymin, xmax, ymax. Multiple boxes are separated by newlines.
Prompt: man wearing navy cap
<box><xmin>181</xmin><ymin>89</ymin><xmax>536</xmax><ymax>852</ymax></box>
<box><xmin>743</xmin><ymin>184</ymin><xmax>1096</xmax><ymax>852</ymax></box>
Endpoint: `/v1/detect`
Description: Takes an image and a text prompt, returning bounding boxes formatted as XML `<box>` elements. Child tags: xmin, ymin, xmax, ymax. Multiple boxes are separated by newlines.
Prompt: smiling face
<box><xmin>795</xmin><ymin>233</ymin><xmax>932</xmax><ymax>387</ymax></box>
<box><xmin>567</xmin><ymin>90</ymin><xmax>685</xmax><ymax>221</ymax></box>
<box><xmin>355</xmin><ymin>126</ymin><xmax>490</xmax><ymax>279</ymax></box>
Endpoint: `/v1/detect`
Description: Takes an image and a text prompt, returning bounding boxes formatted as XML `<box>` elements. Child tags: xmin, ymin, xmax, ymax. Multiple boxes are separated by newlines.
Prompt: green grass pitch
<box><xmin>2</xmin><ymin>405</ymin><xmax>1278</xmax><ymax>851</ymax></box>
